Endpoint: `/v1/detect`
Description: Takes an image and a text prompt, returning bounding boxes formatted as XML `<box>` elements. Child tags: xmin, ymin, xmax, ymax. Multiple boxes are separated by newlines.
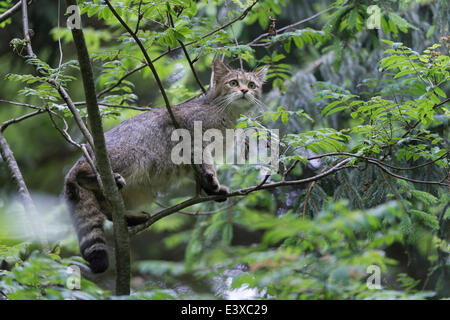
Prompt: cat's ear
<box><xmin>254</xmin><ymin>66</ymin><xmax>269</xmax><ymax>82</ymax></box>
<box><xmin>213</xmin><ymin>60</ymin><xmax>231</xmax><ymax>79</ymax></box>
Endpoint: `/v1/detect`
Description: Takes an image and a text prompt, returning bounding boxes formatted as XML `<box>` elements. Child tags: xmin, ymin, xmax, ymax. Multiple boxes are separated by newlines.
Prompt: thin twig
<box><xmin>156</xmin><ymin>197</ymin><xmax>244</xmax><ymax>216</ymax></box>
<box><xmin>0</xmin><ymin>109</ymin><xmax>45</xmax><ymax>132</ymax></box>
<box><xmin>248</xmin><ymin>1</ymin><xmax>343</xmax><ymax>46</ymax></box>
<box><xmin>367</xmin><ymin>159</ymin><xmax>448</xmax><ymax>187</ymax></box>
<box><xmin>134</xmin><ymin>0</ymin><xmax>144</xmax><ymax>34</ymax></box>
<box><xmin>283</xmin><ymin>159</ymin><xmax>299</xmax><ymax>180</ymax></box>
<box><xmin>167</xmin><ymin>8</ymin><xmax>206</xmax><ymax>93</ymax></box>
<box><xmin>306</xmin><ymin>152</ymin><xmax>448</xmax><ymax>172</ymax></box>
<box><xmin>56</xmin><ymin>0</ymin><xmax>63</xmax><ymax>81</ymax></box>
<box><xmin>378</xmin><ymin>168</ymin><xmax>407</xmax><ymax>211</ymax></box>
<box><xmin>46</xmin><ymin>109</ymin><xmax>100</xmax><ymax>181</ymax></box>
<box><xmin>0</xmin><ymin>99</ymin><xmax>41</xmax><ymax>110</ymax></box>
<box><xmin>400</xmin><ymin>97</ymin><xmax>450</xmax><ymax>139</ymax></box>
<box><xmin>0</xmin><ymin>1</ymin><xmax>23</xmax><ymax>23</ymax></box>
<box><xmin>302</xmin><ymin>181</ymin><xmax>316</xmax><ymax>218</ymax></box>
<box><xmin>74</xmin><ymin>101</ymin><xmax>152</xmax><ymax>111</ymax></box>
<box><xmin>224</xmin><ymin>0</ymin><xmax>243</xmax><ymax>70</ymax></box>
<box><xmin>51</xmin><ymin>81</ymin><xmax>95</xmax><ymax>150</ymax></box>
<box><xmin>104</xmin><ymin>0</ymin><xmax>179</xmax><ymax>128</ymax></box>
<box><xmin>96</xmin><ymin>64</ymin><xmax>146</xmax><ymax>98</ymax></box>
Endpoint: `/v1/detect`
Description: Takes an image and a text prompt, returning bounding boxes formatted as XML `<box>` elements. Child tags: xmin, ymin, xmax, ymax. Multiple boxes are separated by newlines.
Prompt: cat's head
<box><xmin>210</xmin><ymin>60</ymin><xmax>268</xmax><ymax>112</ymax></box>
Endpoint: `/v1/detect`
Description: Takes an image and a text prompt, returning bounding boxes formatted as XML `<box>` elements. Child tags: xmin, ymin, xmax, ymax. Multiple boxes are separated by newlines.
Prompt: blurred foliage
<box><xmin>0</xmin><ymin>0</ymin><xmax>449</xmax><ymax>300</ymax></box>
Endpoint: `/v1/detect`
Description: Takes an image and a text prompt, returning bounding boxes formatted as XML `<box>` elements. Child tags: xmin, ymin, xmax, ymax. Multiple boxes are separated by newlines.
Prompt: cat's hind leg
<box><xmin>77</xmin><ymin>171</ymin><xmax>126</xmax><ymax>191</ymax></box>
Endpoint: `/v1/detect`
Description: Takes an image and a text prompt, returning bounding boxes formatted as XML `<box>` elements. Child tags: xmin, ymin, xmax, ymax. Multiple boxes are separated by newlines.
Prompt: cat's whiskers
<box><xmin>246</xmin><ymin>94</ymin><xmax>265</xmax><ymax>114</ymax></box>
<box><xmin>214</xmin><ymin>93</ymin><xmax>239</xmax><ymax>113</ymax></box>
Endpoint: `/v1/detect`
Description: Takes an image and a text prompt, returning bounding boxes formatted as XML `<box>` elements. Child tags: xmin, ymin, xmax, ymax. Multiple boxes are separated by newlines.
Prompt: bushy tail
<box><xmin>64</xmin><ymin>180</ymin><xmax>109</xmax><ymax>273</ymax></box>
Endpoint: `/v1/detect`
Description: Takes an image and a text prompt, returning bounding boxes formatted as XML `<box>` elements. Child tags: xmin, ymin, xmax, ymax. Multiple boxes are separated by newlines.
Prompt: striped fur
<box><xmin>64</xmin><ymin>176</ymin><xmax>109</xmax><ymax>273</ymax></box>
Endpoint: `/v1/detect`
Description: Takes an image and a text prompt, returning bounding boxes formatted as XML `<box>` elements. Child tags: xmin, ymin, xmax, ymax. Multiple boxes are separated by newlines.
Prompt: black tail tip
<box><xmin>86</xmin><ymin>249</ymin><xmax>109</xmax><ymax>273</ymax></box>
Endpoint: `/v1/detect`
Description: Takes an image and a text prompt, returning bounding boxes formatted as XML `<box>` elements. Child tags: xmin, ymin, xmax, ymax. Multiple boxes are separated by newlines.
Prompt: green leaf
<box><xmin>321</xmin><ymin>100</ymin><xmax>341</xmax><ymax>116</ymax></box>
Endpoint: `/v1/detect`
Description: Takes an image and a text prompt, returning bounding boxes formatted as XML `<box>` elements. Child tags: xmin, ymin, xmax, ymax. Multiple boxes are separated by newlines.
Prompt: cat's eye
<box><xmin>248</xmin><ymin>82</ymin><xmax>256</xmax><ymax>89</ymax></box>
<box><xmin>229</xmin><ymin>80</ymin><xmax>238</xmax><ymax>87</ymax></box>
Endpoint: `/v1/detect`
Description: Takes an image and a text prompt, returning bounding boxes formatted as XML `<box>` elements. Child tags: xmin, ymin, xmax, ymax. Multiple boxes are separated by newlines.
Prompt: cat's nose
<box><xmin>241</xmin><ymin>88</ymin><xmax>249</xmax><ymax>94</ymax></box>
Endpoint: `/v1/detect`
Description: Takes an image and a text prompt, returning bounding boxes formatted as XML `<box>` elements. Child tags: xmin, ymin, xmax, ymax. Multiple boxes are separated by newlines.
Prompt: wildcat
<box><xmin>64</xmin><ymin>60</ymin><xmax>267</xmax><ymax>273</ymax></box>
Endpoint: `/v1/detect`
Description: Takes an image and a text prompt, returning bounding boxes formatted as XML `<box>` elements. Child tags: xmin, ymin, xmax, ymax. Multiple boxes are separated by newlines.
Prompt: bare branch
<box><xmin>366</xmin><ymin>159</ymin><xmax>448</xmax><ymax>187</ymax></box>
<box><xmin>21</xmin><ymin>0</ymin><xmax>34</xmax><ymax>56</ymax></box>
<box><xmin>134</xmin><ymin>0</ymin><xmax>144</xmax><ymax>34</ymax></box>
<box><xmin>46</xmin><ymin>109</ymin><xmax>100</xmax><ymax>184</ymax></box>
<box><xmin>224</xmin><ymin>0</ymin><xmax>243</xmax><ymax>70</ymax></box>
<box><xmin>167</xmin><ymin>9</ymin><xmax>206</xmax><ymax>94</ymax></box>
<box><xmin>156</xmin><ymin>198</ymin><xmax>244</xmax><ymax>216</ymax></box>
<box><xmin>0</xmin><ymin>99</ymin><xmax>41</xmax><ymax>110</ymax></box>
<box><xmin>0</xmin><ymin>1</ymin><xmax>25</xmax><ymax>24</ymax></box>
<box><xmin>0</xmin><ymin>131</ymin><xmax>48</xmax><ymax>249</ymax></box>
<box><xmin>248</xmin><ymin>1</ymin><xmax>343</xmax><ymax>46</ymax></box>
<box><xmin>306</xmin><ymin>152</ymin><xmax>449</xmax><ymax>176</ymax></box>
<box><xmin>1</xmin><ymin>109</ymin><xmax>45</xmax><ymax>132</ymax></box>
<box><xmin>74</xmin><ymin>101</ymin><xmax>152</xmax><ymax>111</ymax></box>
<box><xmin>51</xmin><ymin>81</ymin><xmax>95</xmax><ymax>150</ymax></box>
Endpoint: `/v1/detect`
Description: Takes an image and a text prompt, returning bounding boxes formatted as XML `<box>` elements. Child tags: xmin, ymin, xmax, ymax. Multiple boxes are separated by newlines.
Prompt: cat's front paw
<box><xmin>125</xmin><ymin>211</ymin><xmax>150</xmax><ymax>226</ymax></box>
<box><xmin>114</xmin><ymin>173</ymin><xmax>126</xmax><ymax>189</ymax></box>
<box><xmin>213</xmin><ymin>185</ymin><xmax>229</xmax><ymax>202</ymax></box>
<box><xmin>204</xmin><ymin>172</ymin><xmax>220</xmax><ymax>192</ymax></box>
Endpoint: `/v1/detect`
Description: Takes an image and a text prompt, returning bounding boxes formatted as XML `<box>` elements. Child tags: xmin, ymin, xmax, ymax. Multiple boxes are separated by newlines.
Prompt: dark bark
<box><xmin>65</xmin><ymin>0</ymin><xmax>131</xmax><ymax>296</ymax></box>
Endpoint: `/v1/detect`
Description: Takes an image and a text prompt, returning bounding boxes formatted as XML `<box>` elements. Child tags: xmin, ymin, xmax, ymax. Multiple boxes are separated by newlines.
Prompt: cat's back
<box><xmin>105</xmin><ymin>107</ymin><xmax>168</xmax><ymax>144</ymax></box>
<box><xmin>104</xmin><ymin>98</ymin><xmax>219</xmax><ymax>144</ymax></box>
<box><xmin>103</xmin><ymin>100</ymin><xmax>214</xmax><ymax>174</ymax></box>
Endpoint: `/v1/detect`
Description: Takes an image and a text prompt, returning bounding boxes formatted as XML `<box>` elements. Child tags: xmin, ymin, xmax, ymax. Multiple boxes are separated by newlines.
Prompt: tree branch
<box><xmin>50</xmin><ymin>82</ymin><xmax>95</xmax><ymax>150</ymax></box>
<box><xmin>97</xmin><ymin>0</ymin><xmax>259</xmax><ymax>99</ymax></box>
<box><xmin>65</xmin><ymin>0</ymin><xmax>131</xmax><ymax>296</ymax></box>
<box><xmin>306</xmin><ymin>151</ymin><xmax>449</xmax><ymax>172</ymax></box>
<box><xmin>104</xmin><ymin>0</ymin><xmax>179</xmax><ymax>128</ymax></box>
<box><xmin>130</xmin><ymin>158</ymin><xmax>352</xmax><ymax>235</ymax></box>
<box><xmin>131</xmin><ymin>145</ymin><xmax>449</xmax><ymax>236</ymax></box>
<box><xmin>0</xmin><ymin>109</ymin><xmax>45</xmax><ymax>132</ymax></box>
<box><xmin>167</xmin><ymin>8</ymin><xmax>206</xmax><ymax>93</ymax></box>
<box><xmin>247</xmin><ymin>1</ymin><xmax>344</xmax><ymax>46</ymax></box>
<box><xmin>46</xmin><ymin>109</ymin><xmax>100</xmax><ymax>183</ymax></box>
<box><xmin>0</xmin><ymin>99</ymin><xmax>41</xmax><ymax>110</ymax></box>
<box><xmin>0</xmin><ymin>1</ymin><xmax>26</xmax><ymax>24</ymax></box>
<box><xmin>0</xmin><ymin>131</ymin><xmax>48</xmax><ymax>248</ymax></box>
<box><xmin>21</xmin><ymin>0</ymin><xmax>33</xmax><ymax>56</ymax></box>
<box><xmin>74</xmin><ymin>101</ymin><xmax>152</xmax><ymax>111</ymax></box>
<box><xmin>400</xmin><ymin>97</ymin><xmax>450</xmax><ymax>139</ymax></box>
